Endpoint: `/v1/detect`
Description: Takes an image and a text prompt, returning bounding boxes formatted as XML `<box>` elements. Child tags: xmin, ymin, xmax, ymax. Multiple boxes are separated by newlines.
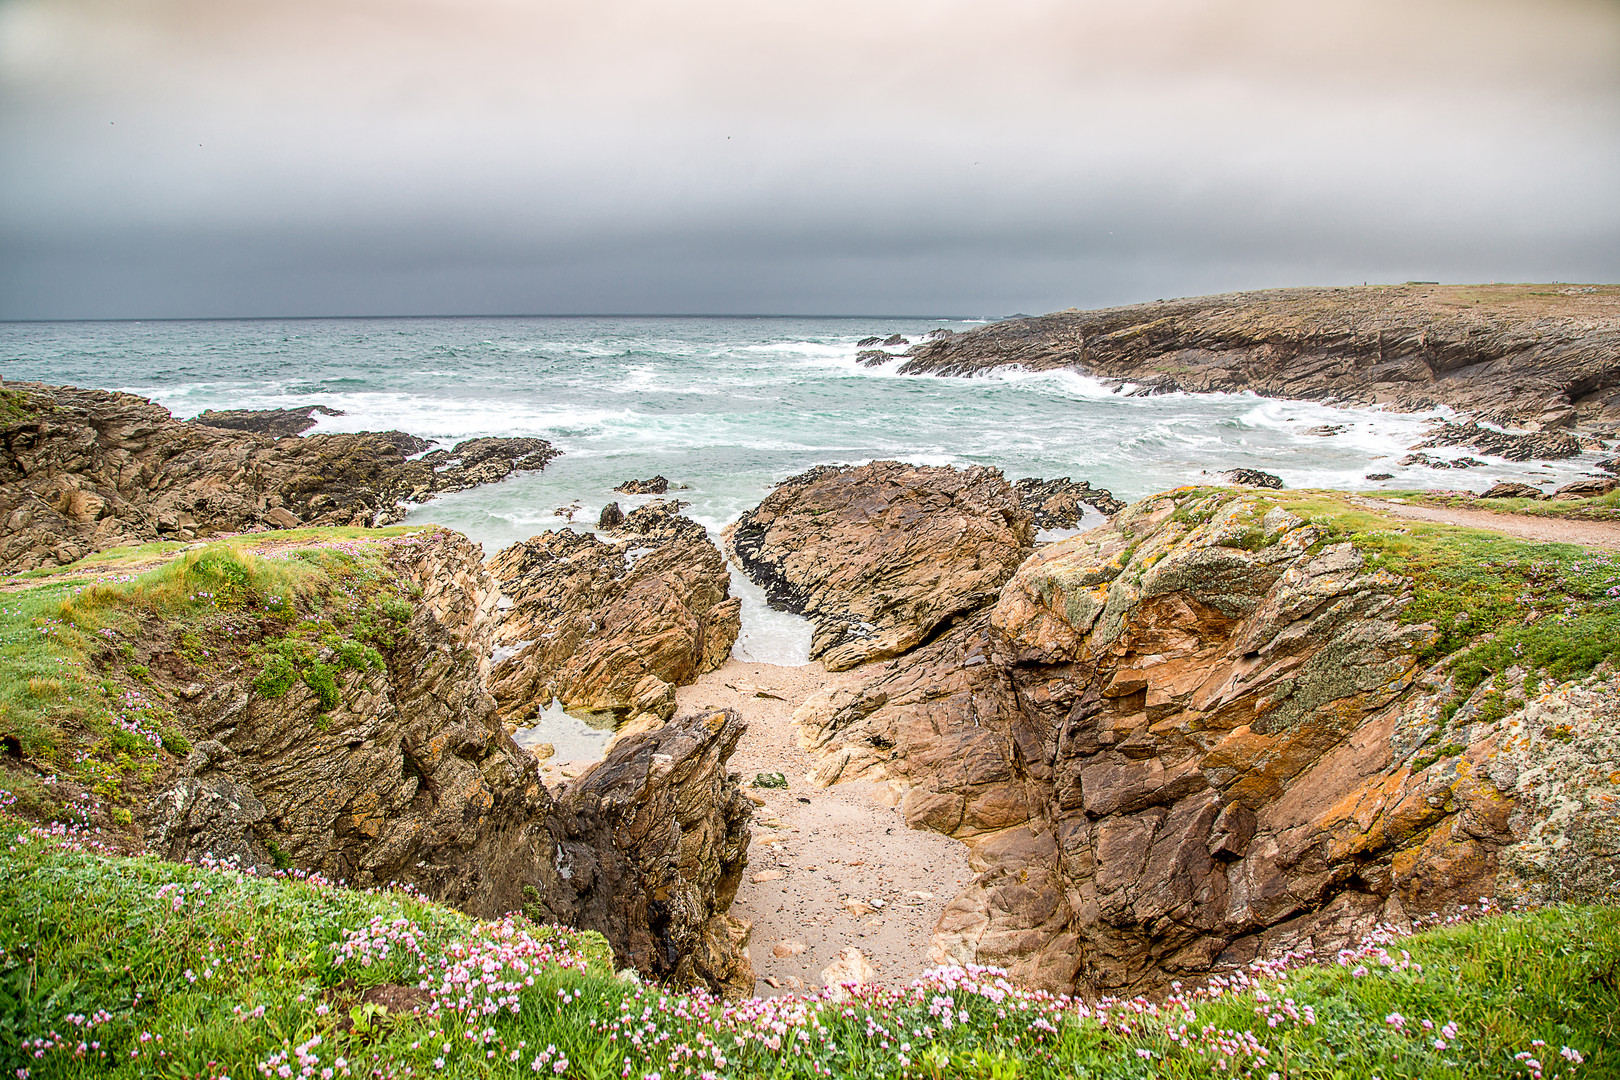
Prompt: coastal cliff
<box><xmin>748</xmin><ymin>464</ymin><xmax>1619</xmax><ymax>994</ymax></box>
<box><xmin>900</xmin><ymin>284</ymin><xmax>1620</xmax><ymax>431</ymax></box>
<box><xmin>0</xmin><ymin>526</ymin><xmax>753</xmax><ymax>996</ymax></box>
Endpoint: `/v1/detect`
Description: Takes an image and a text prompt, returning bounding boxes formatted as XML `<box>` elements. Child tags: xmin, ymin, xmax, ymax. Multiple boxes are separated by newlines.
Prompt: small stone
<box><xmin>752</xmin><ymin>772</ymin><xmax>789</xmax><ymax>789</ymax></box>
<box><xmin>772</xmin><ymin>939</ymin><xmax>806</xmax><ymax>958</ymax></box>
<box><xmin>751</xmin><ymin>869</ymin><xmax>784</xmax><ymax>883</ymax></box>
<box><xmin>821</xmin><ymin>946</ymin><xmax>876</xmax><ymax>989</ymax></box>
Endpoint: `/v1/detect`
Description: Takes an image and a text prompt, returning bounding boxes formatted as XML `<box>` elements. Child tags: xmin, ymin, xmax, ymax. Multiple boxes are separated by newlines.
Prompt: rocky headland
<box><xmin>900</xmin><ymin>284</ymin><xmax>1620</xmax><ymax>433</ymax></box>
<box><xmin>732</xmin><ymin>461</ymin><xmax>1620</xmax><ymax>996</ymax></box>
<box><xmin>0</xmin><ymin>383</ymin><xmax>557</xmax><ymax>572</ymax></box>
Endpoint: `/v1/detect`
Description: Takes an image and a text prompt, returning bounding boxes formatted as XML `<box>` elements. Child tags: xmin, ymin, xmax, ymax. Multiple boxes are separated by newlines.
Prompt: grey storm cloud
<box><xmin>1</xmin><ymin>0</ymin><xmax>1617</xmax><ymax>318</ymax></box>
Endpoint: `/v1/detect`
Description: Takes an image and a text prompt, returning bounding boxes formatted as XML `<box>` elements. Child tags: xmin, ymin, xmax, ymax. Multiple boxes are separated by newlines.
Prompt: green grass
<box><xmin>0</xmin><ymin>821</ymin><xmax>1614</xmax><ymax>1079</ymax></box>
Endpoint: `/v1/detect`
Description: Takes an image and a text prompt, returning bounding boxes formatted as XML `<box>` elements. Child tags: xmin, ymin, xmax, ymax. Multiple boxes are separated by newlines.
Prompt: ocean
<box><xmin>3</xmin><ymin>315</ymin><xmax>1602</xmax><ymax>665</ymax></box>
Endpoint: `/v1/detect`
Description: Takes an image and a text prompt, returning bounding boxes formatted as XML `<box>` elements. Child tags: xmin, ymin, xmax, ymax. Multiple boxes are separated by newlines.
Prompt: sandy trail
<box><xmin>1365</xmin><ymin>500</ymin><xmax>1620</xmax><ymax>548</ymax></box>
<box><xmin>672</xmin><ymin>659</ymin><xmax>975</xmax><ymax>997</ymax></box>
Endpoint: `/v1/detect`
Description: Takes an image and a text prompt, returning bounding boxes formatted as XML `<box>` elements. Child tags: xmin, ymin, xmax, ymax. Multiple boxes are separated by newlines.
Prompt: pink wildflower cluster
<box><xmin>330</xmin><ymin>915</ymin><xmax>429</xmax><ymax>970</ymax></box>
<box><xmin>1513</xmin><ymin>1038</ymin><xmax>1590</xmax><ymax>1079</ymax></box>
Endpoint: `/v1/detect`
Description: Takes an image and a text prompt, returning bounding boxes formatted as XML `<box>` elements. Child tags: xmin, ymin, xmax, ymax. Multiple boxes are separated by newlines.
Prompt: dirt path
<box><xmin>673</xmin><ymin>659</ymin><xmax>974</xmax><ymax>997</ymax></box>
<box><xmin>1364</xmin><ymin>500</ymin><xmax>1620</xmax><ymax>548</ymax></box>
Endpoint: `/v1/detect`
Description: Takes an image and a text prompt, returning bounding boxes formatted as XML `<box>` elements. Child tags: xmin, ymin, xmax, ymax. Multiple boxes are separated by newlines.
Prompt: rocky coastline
<box><xmin>3</xmin><ymin>367</ymin><xmax>1618</xmax><ymax>1005</ymax></box>
<box><xmin>899</xmin><ymin>283</ymin><xmax>1620</xmax><ymax>432</ymax></box>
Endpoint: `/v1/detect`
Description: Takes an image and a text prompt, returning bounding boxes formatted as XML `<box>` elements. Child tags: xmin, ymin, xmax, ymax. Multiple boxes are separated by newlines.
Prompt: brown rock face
<box><xmin>0</xmin><ymin>382</ymin><xmax>558</xmax><ymax>572</ymax></box>
<box><xmin>727</xmin><ymin>462</ymin><xmax>1034</xmax><ymax>671</ymax></box>
<box><xmin>545</xmin><ymin>707</ymin><xmax>755</xmax><ymax>998</ymax></box>
<box><xmin>898</xmin><ymin>284</ymin><xmax>1620</xmax><ymax>431</ymax></box>
<box><xmin>140</xmin><ymin>529</ymin><xmax>752</xmax><ymax>996</ymax></box>
<box><xmin>487</xmin><ymin>501</ymin><xmax>741</xmax><ymax>723</ymax></box>
<box><xmin>146</xmin><ymin>531</ymin><xmax>560</xmax><ymax>914</ymax></box>
<box><xmin>794</xmin><ymin>488</ymin><xmax>1615</xmax><ymax>995</ymax></box>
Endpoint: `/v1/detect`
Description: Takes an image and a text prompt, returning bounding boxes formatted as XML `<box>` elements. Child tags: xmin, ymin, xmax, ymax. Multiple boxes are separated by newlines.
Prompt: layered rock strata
<box><xmin>487</xmin><ymin>501</ymin><xmax>741</xmax><ymax>723</ymax></box>
<box><xmin>0</xmin><ymin>383</ymin><xmax>558</xmax><ymax>572</ymax></box>
<box><xmin>726</xmin><ymin>462</ymin><xmax>1034</xmax><ymax>670</ymax></box>
<box><xmin>139</xmin><ymin>529</ymin><xmax>752</xmax><ymax>995</ymax></box>
<box><xmin>791</xmin><ymin>487</ymin><xmax>1619</xmax><ymax>994</ymax></box>
<box><xmin>898</xmin><ymin>284</ymin><xmax>1620</xmax><ymax>430</ymax></box>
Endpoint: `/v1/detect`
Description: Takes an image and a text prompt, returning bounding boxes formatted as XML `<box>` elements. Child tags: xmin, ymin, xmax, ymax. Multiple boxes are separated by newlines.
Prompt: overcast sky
<box><xmin>2</xmin><ymin>0</ymin><xmax>1616</xmax><ymax>319</ymax></box>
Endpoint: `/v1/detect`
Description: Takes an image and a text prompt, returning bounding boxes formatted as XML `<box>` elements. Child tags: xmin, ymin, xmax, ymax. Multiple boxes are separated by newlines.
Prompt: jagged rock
<box><xmin>1304</xmin><ymin>425</ymin><xmax>1344</xmax><ymax>437</ymax></box>
<box><xmin>598</xmin><ymin>502</ymin><xmax>625</xmax><ymax>529</ymax></box>
<box><xmin>615</xmin><ymin>476</ymin><xmax>670</xmax><ymax>495</ymax></box>
<box><xmin>1481</xmin><ymin>482</ymin><xmax>1544</xmax><ymax>500</ymax></box>
<box><xmin>1224</xmin><ymin>468</ymin><xmax>1283</xmax><ymax>489</ymax></box>
<box><xmin>191</xmin><ymin>404</ymin><xmax>346</xmax><ymax>438</ymax></box>
<box><xmin>487</xmin><ymin>501</ymin><xmax>740</xmax><ymax>723</ymax></box>
<box><xmin>146</xmin><ymin>532</ymin><xmax>557</xmax><ymax>914</ymax></box>
<box><xmin>923</xmin><ymin>328</ymin><xmax>955</xmax><ymax>342</ymax></box>
<box><xmin>897</xmin><ymin>284</ymin><xmax>1620</xmax><ymax>428</ymax></box>
<box><xmin>1397</xmin><ymin>452</ymin><xmax>1485</xmax><ymax>469</ymax></box>
<box><xmin>1552</xmin><ymin>478</ymin><xmax>1617</xmax><ymax>499</ymax></box>
<box><xmin>417</xmin><ymin>437</ymin><xmax>560</xmax><ymax>494</ymax></box>
<box><xmin>857</xmin><ymin>350</ymin><xmax>890</xmax><ymax>367</ymax></box>
<box><xmin>545</xmin><ymin>707</ymin><xmax>754</xmax><ymax>998</ymax></box>
<box><xmin>0</xmin><ymin>383</ymin><xmax>559</xmax><ymax>572</ymax></box>
<box><xmin>1014</xmin><ymin>477</ymin><xmax>1124</xmax><ymax>527</ymax></box>
<box><xmin>857</xmin><ymin>336</ymin><xmax>884</xmax><ymax>347</ymax></box>
<box><xmin>133</xmin><ymin>532</ymin><xmax>750</xmax><ymax>996</ymax></box>
<box><xmin>881</xmin><ymin>334</ymin><xmax>908</xmax><ymax>347</ymax></box>
<box><xmin>1597</xmin><ymin>458</ymin><xmax>1620</xmax><ymax>475</ymax></box>
<box><xmin>727</xmin><ymin>462</ymin><xmax>1034</xmax><ymax>671</ymax></box>
<box><xmin>1365</xmin><ymin>473</ymin><xmax>1394</xmax><ymax>481</ymax></box>
<box><xmin>795</xmin><ymin>487</ymin><xmax>1613</xmax><ymax>996</ymax></box>
<box><xmin>1414</xmin><ymin>420</ymin><xmax>1581</xmax><ymax>462</ymax></box>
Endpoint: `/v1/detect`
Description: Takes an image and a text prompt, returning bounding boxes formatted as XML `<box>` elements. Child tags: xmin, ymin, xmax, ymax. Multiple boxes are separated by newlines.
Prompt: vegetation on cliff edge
<box><xmin>1</xmin><ymin>820</ymin><xmax>1614</xmax><ymax>1079</ymax></box>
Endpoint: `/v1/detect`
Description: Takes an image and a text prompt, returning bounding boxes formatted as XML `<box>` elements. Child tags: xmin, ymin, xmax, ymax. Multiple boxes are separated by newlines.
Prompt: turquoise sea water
<box><xmin>3</xmin><ymin>315</ymin><xmax>1603</xmax><ymax>665</ymax></box>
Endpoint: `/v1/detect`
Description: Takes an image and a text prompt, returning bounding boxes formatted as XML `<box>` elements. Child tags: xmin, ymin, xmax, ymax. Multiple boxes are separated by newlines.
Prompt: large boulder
<box><xmin>487</xmin><ymin>501</ymin><xmax>741</xmax><ymax>723</ymax></box>
<box><xmin>545</xmin><ymin>707</ymin><xmax>755</xmax><ymax>998</ymax></box>
<box><xmin>727</xmin><ymin>462</ymin><xmax>1034</xmax><ymax>670</ymax></box>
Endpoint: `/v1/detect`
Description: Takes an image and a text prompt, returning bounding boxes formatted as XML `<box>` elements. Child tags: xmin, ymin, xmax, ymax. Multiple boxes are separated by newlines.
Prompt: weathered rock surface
<box><xmin>615</xmin><ymin>476</ymin><xmax>670</xmax><ymax>495</ymax></box>
<box><xmin>898</xmin><ymin>284</ymin><xmax>1620</xmax><ymax>431</ymax></box>
<box><xmin>794</xmin><ymin>487</ymin><xmax>1619</xmax><ymax>994</ymax></box>
<box><xmin>1480</xmin><ymin>482</ymin><xmax>1544</xmax><ymax>500</ymax></box>
<box><xmin>1224</xmin><ymin>469</ymin><xmax>1283</xmax><ymax>489</ymax></box>
<box><xmin>135</xmin><ymin>529</ymin><xmax>751</xmax><ymax>995</ymax></box>
<box><xmin>0</xmin><ymin>383</ymin><xmax>558</xmax><ymax>572</ymax></box>
<box><xmin>1014</xmin><ymin>477</ymin><xmax>1124</xmax><ymax>527</ymax></box>
<box><xmin>727</xmin><ymin>462</ymin><xmax>1034</xmax><ymax>671</ymax></box>
<box><xmin>546</xmin><ymin>707</ymin><xmax>755</xmax><ymax>998</ymax></box>
<box><xmin>487</xmin><ymin>501</ymin><xmax>741</xmax><ymax>723</ymax></box>
<box><xmin>191</xmin><ymin>404</ymin><xmax>347</xmax><ymax>438</ymax></box>
<box><xmin>1413</xmin><ymin>420</ymin><xmax>1582</xmax><ymax>462</ymax></box>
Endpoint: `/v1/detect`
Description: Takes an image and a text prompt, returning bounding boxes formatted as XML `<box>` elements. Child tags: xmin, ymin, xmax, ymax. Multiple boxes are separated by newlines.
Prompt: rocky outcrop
<box><xmin>545</xmin><ymin>708</ymin><xmax>755</xmax><ymax>998</ymax></box>
<box><xmin>487</xmin><ymin>502</ymin><xmax>741</xmax><ymax>724</ymax></box>
<box><xmin>898</xmin><ymin>284</ymin><xmax>1620</xmax><ymax>431</ymax></box>
<box><xmin>0</xmin><ymin>382</ymin><xmax>558</xmax><ymax>572</ymax></box>
<box><xmin>792</xmin><ymin>487</ymin><xmax>1619</xmax><ymax>995</ymax></box>
<box><xmin>1413</xmin><ymin>420</ymin><xmax>1582</xmax><ymax>462</ymax></box>
<box><xmin>146</xmin><ymin>532</ymin><xmax>558</xmax><ymax>915</ymax></box>
<box><xmin>727</xmin><ymin>462</ymin><xmax>1034</xmax><ymax>670</ymax></box>
<box><xmin>1014</xmin><ymin>477</ymin><xmax>1124</xmax><ymax>527</ymax></box>
<box><xmin>192</xmin><ymin>404</ymin><xmax>347</xmax><ymax>438</ymax></box>
<box><xmin>1224</xmin><ymin>469</ymin><xmax>1283</xmax><ymax>489</ymax></box>
<box><xmin>131</xmin><ymin>529</ymin><xmax>751</xmax><ymax>995</ymax></box>
<box><xmin>615</xmin><ymin>476</ymin><xmax>670</xmax><ymax>495</ymax></box>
